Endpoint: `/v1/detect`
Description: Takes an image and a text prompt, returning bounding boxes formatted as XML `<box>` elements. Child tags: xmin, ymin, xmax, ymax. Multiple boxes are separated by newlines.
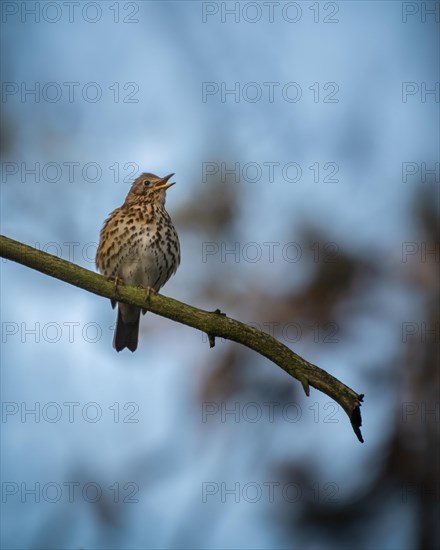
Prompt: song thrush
<box><xmin>96</xmin><ymin>172</ymin><xmax>180</xmax><ymax>352</ymax></box>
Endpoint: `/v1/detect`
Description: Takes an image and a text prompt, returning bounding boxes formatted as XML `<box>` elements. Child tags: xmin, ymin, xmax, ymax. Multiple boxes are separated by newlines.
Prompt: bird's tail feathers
<box><xmin>113</xmin><ymin>305</ymin><xmax>140</xmax><ymax>352</ymax></box>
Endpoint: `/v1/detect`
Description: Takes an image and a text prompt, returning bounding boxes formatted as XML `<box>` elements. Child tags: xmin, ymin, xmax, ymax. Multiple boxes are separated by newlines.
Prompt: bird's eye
<box><xmin>143</xmin><ymin>180</ymin><xmax>151</xmax><ymax>186</ymax></box>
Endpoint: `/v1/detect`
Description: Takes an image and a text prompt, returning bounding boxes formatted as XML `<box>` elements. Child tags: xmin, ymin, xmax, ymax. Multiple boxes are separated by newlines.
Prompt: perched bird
<box><xmin>96</xmin><ymin>172</ymin><xmax>180</xmax><ymax>352</ymax></box>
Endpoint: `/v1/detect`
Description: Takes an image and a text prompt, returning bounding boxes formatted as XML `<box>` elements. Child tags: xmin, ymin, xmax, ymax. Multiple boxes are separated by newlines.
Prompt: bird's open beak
<box><xmin>155</xmin><ymin>173</ymin><xmax>176</xmax><ymax>191</ymax></box>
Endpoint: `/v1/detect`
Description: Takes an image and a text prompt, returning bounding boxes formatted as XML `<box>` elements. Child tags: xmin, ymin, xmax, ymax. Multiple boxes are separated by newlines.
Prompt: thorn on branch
<box><xmin>298</xmin><ymin>375</ymin><xmax>310</xmax><ymax>397</ymax></box>
<box><xmin>207</xmin><ymin>333</ymin><xmax>216</xmax><ymax>348</ymax></box>
<box><xmin>206</xmin><ymin>309</ymin><xmax>226</xmax><ymax>348</ymax></box>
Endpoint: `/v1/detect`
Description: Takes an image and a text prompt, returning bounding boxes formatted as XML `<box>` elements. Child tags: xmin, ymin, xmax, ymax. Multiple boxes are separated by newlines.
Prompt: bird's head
<box><xmin>125</xmin><ymin>172</ymin><xmax>176</xmax><ymax>207</ymax></box>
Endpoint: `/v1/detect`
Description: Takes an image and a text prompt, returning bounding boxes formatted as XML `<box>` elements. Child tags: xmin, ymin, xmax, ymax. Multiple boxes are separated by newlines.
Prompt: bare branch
<box><xmin>0</xmin><ymin>234</ymin><xmax>364</xmax><ymax>442</ymax></box>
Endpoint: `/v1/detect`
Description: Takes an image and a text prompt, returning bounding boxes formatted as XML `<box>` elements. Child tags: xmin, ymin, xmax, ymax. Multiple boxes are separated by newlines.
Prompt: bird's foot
<box><xmin>108</xmin><ymin>275</ymin><xmax>124</xmax><ymax>288</ymax></box>
<box><xmin>108</xmin><ymin>276</ymin><xmax>124</xmax><ymax>309</ymax></box>
<box><xmin>144</xmin><ymin>286</ymin><xmax>156</xmax><ymax>302</ymax></box>
<box><xmin>139</xmin><ymin>286</ymin><xmax>156</xmax><ymax>314</ymax></box>
<box><xmin>108</xmin><ymin>276</ymin><xmax>125</xmax><ymax>296</ymax></box>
